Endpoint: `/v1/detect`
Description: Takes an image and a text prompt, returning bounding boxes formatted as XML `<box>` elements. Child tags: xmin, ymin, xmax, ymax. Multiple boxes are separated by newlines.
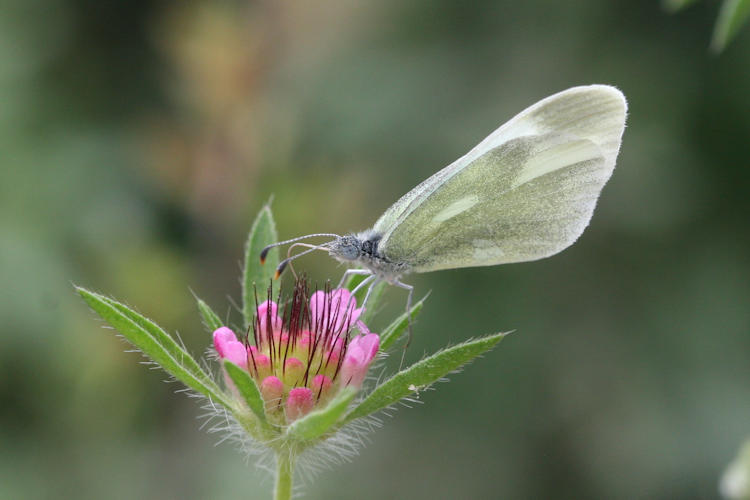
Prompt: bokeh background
<box><xmin>2</xmin><ymin>1</ymin><xmax>750</xmax><ymax>499</ymax></box>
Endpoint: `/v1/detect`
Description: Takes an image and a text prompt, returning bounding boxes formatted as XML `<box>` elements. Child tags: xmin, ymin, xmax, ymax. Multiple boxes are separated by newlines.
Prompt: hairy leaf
<box><xmin>287</xmin><ymin>388</ymin><xmax>356</xmax><ymax>441</ymax></box>
<box><xmin>224</xmin><ymin>361</ymin><xmax>267</xmax><ymax>424</ymax></box>
<box><xmin>196</xmin><ymin>296</ymin><xmax>224</xmax><ymax>333</ymax></box>
<box><xmin>77</xmin><ymin>287</ymin><xmax>231</xmax><ymax>408</ymax></box>
<box><xmin>243</xmin><ymin>204</ymin><xmax>279</xmax><ymax>329</ymax></box>
<box><xmin>344</xmin><ymin>333</ymin><xmax>507</xmax><ymax>423</ymax></box>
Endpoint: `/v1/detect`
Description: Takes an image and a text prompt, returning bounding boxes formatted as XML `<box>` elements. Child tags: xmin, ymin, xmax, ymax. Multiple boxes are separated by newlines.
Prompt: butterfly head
<box><xmin>329</xmin><ymin>235</ymin><xmax>363</xmax><ymax>262</ymax></box>
<box><xmin>329</xmin><ymin>232</ymin><xmax>384</xmax><ymax>262</ymax></box>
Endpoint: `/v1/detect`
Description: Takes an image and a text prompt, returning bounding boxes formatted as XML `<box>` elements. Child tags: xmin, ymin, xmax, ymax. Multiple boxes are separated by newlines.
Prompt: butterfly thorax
<box><xmin>328</xmin><ymin>231</ymin><xmax>410</xmax><ymax>282</ymax></box>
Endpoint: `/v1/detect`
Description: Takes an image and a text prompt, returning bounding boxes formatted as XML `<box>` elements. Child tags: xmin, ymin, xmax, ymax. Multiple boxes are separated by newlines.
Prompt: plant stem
<box><xmin>274</xmin><ymin>452</ymin><xmax>295</xmax><ymax>500</ymax></box>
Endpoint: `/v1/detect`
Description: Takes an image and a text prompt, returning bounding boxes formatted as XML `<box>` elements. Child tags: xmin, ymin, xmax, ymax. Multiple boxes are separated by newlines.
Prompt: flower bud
<box><xmin>285</xmin><ymin>387</ymin><xmax>314</xmax><ymax>422</ymax></box>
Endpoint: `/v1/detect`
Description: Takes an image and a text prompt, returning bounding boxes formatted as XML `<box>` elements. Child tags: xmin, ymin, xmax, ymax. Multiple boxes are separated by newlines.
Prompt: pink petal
<box><xmin>358</xmin><ymin>333</ymin><xmax>380</xmax><ymax>362</ymax></box>
<box><xmin>350</xmin><ymin>307</ymin><xmax>364</xmax><ymax>326</ymax></box>
<box><xmin>330</xmin><ymin>289</ymin><xmax>359</xmax><ymax>329</ymax></box>
<box><xmin>340</xmin><ymin>334</ymin><xmax>379</xmax><ymax>388</ymax></box>
<box><xmin>339</xmin><ymin>357</ymin><xmax>366</xmax><ymax>388</ymax></box>
<box><xmin>213</xmin><ymin>327</ymin><xmax>238</xmax><ymax>357</ymax></box>
<box><xmin>308</xmin><ymin>290</ymin><xmax>329</xmax><ymax>327</ymax></box>
<box><xmin>256</xmin><ymin>300</ymin><xmax>282</xmax><ymax>343</ymax></box>
<box><xmin>248</xmin><ymin>351</ymin><xmax>271</xmax><ymax>379</ymax></box>
<box><xmin>283</xmin><ymin>357</ymin><xmax>305</xmax><ymax>386</ymax></box>
<box><xmin>223</xmin><ymin>341</ymin><xmax>248</xmax><ymax>368</ymax></box>
<box><xmin>355</xmin><ymin>320</ymin><xmax>371</xmax><ymax>335</ymax></box>
<box><xmin>312</xmin><ymin>374</ymin><xmax>332</xmax><ymax>392</ymax></box>
<box><xmin>297</xmin><ymin>331</ymin><xmax>314</xmax><ymax>351</ymax></box>
<box><xmin>347</xmin><ymin>333</ymin><xmax>379</xmax><ymax>363</ymax></box>
<box><xmin>285</xmin><ymin>387</ymin><xmax>314</xmax><ymax>421</ymax></box>
<box><xmin>312</xmin><ymin>374</ymin><xmax>333</xmax><ymax>400</ymax></box>
<box><xmin>257</xmin><ymin>299</ymin><xmax>279</xmax><ymax>317</ymax></box>
<box><xmin>310</xmin><ymin>288</ymin><xmax>363</xmax><ymax>333</ymax></box>
<box><xmin>329</xmin><ymin>288</ymin><xmax>354</xmax><ymax>310</ymax></box>
<box><xmin>328</xmin><ymin>336</ymin><xmax>345</xmax><ymax>355</ymax></box>
<box><xmin>260</xmin><ymin>376</ymin><xmax>284</xmax><ymax>405</ymax></box>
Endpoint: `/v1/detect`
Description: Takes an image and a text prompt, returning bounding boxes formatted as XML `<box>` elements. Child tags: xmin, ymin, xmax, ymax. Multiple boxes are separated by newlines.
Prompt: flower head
<box><xmin>213</xmin><ymin>278</ymin><xmax>379</xmax><ymax>423</ymax></box>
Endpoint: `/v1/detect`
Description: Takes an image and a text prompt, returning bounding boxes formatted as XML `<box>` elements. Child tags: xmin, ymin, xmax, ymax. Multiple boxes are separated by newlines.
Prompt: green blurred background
<box><xmin>2</xmin><ymin>1</ymin><xmax>749</xmax><ymax>499</ymax></box>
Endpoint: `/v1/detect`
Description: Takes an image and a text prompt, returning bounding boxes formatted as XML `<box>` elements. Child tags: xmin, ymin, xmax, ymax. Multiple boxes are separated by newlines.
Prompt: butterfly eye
<box><xmin>341</xmin><ymin>243</ymin><xmax>360</xmax><ymax>260</ymax></box>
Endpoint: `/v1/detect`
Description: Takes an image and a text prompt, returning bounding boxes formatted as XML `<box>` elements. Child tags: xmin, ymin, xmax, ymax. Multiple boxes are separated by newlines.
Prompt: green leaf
<box><xmin>77</xmin><ymin>287</ymin><xmax>232</xmax><ymax>409</ymax></box>
<box><xmin>712</xmin><ymin>0</ymin><xmax>750</xmax><ymax>52</ymax></box>
<box><xmin>103</xmin><ymin>295</ymin><xmax>220</xmax><ymax>392</ymax></box>
<box><xmin>662</xmin><ymin>0</ymin><xmax>698</xmax><ymax>13</ymax></box>
<box><xmin>379</xmin><ymin>293</ymin><xmax>429</xmax><ymax>351</ymax></box>
<box><xmin>344</xmin><ymin>333</ymin><xmax>507</xmax><ymax>423</ymax></box>
<box><xmin>287</xmin><ymin>388</ymin><xmax>356</xmax><ymax>441</ymax></box>
<box><xmin>195</xmin><ymin>296</ymin><xmax>224</xmax><ymax>333</ymax></box>
<box><xmin>344</xmin><ymin>273</ymin><xmax>386</xmax><ymax>324</ymax></box>
<box><xmin>223</xmin><ymin>361</ymin><xmax>267</xmax><ymax>424</ymax></box>
<box><xmin>243</xmin><ymin>203</ymin><xmax>279</xmax><ymax>329</ymax></box>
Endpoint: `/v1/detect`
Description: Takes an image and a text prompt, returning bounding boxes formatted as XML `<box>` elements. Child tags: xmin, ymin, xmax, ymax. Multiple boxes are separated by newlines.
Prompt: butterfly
<box><xmin>262</xmin><ymin>85</ymin><xmax>627</xmax><ymax>318</ymax></box>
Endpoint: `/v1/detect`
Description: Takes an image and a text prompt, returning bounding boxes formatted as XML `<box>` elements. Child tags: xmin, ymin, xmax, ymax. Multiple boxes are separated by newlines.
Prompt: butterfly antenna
<box><xmin>260</xmin><ymin>233</ymin><xmax>340</xmax><ymax>264</ymax></box>
<box><xmin>274</xmin><ymin>243</ymin><xmax>332</xmax><ymax>280</ymax></box>
<box><xmin>284</xmin><ymin>242</ymin><xmax>328</xmax><ymax>280</ymax></box>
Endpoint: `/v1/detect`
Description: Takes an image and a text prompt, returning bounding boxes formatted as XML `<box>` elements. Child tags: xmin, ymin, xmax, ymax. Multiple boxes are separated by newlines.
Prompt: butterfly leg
<box><xmin>393</xmin><ymin>280</ymin><xmax>414</xmax><ymax>371</ymax></box>
<box><xmin>337</xmin><ymin>268</ymin><xmax>371</xmax><ymax>288</ymax></box>
<box><xmin>360</xmin><ymin>276</ymin><xmax>382</xmax><ymax>309</ymax></box>
<box><xmin>392</xmin><ymin>279</ymin><xmax>415</xmax><ymax>369</ymax></box>
<box><xmin>393</xmin><ymin>280</ymin><xmax>414</xmax><ymax>336</ymax></box>
<box><xmin>348</xmin><ymin>273</ymin><xmax>375</xmax><ymax>297</ymax></box>
<box><xmin>342</xmin><ymin>274</ymin><xmax>376</xmax><ymax>333</ymax></box>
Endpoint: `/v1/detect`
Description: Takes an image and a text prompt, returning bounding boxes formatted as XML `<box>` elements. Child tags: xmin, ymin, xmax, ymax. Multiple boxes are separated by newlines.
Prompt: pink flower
<box><xmin>213</xmin><ymin>326</ymin><xmax>247</xmax><ymax>368</ymax></box>
<box><xmin>212</xmin><ymin>282</ymin><xmax>379</xmax><ymax>425</ymax></box>
<box><xmin>255</xmin><ymin>300</ymin><xmax>282</xmax><ymax>344</ymax></box>
<box><xmin>340</xmin><ymin>334</ymin><xmax>380</xmax><ymax>388</ymax></box>
<box><xmin>309</xmin><ymin>288</ymin><xmax>364</xmax><ymax>334</ymax></box>
<box><xmin>285</xmin><ymin>387</ymin><xmax>314</xmax><ymax>422</ymax></box>
<box><xmin>260</xmin><ymin>376</ymin><xmax>284</xmax><ymax>408</ymax></box>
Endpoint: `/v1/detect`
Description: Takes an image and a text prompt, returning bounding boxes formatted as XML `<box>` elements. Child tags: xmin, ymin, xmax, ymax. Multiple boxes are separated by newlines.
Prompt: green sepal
<box><xmin>711</xmin><ymin>0</ymin><xmax>750</xmax><ymax>52</ymax></box>
<box><xmin>344</xmin><ymin>332</ymin><xmax>507</xmax><ymax>423</ymax></box>
<box><xmin>76</xmin><ymin>287</ymin><xmax>232</xmax><ymax>409</ymax></box>
<box><xmin>243</xmin><ymin>203</ymin><xmax>279</xmax><ymax>329</ymax></box>
<box><xmin>223</xmin><ymin>360</ymin><xmax>267</xmax><ymax>424</ymax></box>
<box><xmin>379</xmin><ymin>293</ymin><xmax>429</xmax><ymax>351</ymax></box>
<box><xmin>195</xmin><ymin>296</ymin><xmax>224</xmax><ymax>333</ymax></box>
<box><xmin>287</xmin><ymin>387</ymin><xmax>356</xmax><ymax>441</ymax></box>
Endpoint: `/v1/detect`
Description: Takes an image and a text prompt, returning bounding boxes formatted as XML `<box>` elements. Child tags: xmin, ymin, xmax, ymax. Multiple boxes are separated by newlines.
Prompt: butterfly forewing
<box><xmin>374</xmin><ymin>85</ymin><xmax>626</xmax><ymax>273</ymax></box>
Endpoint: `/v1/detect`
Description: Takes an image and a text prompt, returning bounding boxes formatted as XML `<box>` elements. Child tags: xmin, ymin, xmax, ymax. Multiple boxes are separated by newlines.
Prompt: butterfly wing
<box><xmin>374</xmin><ymin>85</ymin><xmax>627</xmax><ymax>273</ymax></box>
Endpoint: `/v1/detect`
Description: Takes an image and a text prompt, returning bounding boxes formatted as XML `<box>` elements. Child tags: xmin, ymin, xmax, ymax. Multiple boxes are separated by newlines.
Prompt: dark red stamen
<box><xmin>248</xmin><ymin>344</ymin><xmax>258</xmax><ymax>377</ymax></box>
<box><xmin>249</xmin><ymin>275</ymin><xmax>357</xmax><ymax>386</ymax></box>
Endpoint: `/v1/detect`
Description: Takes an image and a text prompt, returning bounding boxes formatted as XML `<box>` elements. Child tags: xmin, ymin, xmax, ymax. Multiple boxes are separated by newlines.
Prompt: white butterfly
<box><xmin>262</xmin><ymin>85</ymin><xmax>627</xmax><ymax>313</ymax></box>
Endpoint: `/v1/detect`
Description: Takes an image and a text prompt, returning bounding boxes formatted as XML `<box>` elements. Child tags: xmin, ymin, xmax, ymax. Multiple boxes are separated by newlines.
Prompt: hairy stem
<box><xmin>274</xmin><ymin>452</ymin><xmax>295</xmax><ymax>500</ymax></box>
